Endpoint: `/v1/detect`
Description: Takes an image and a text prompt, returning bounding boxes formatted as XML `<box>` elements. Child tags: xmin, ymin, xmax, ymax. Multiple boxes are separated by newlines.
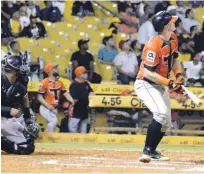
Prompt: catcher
<box><xmin>1</xmin><ymin>54</ymin><xmax>39</xmax><ymax>155</ymax></box>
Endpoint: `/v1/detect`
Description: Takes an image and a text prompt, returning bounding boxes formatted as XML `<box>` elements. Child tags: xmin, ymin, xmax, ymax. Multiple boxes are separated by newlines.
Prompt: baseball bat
<box><xmin>181</xmin><ymin>85</ymin><xmax>202</xmax><ymax>106</ymax></box>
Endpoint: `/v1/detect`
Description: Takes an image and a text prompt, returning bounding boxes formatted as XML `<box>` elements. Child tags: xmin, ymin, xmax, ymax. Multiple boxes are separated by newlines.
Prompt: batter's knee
<box><xmin>153</xmin><ymin>108</ymin><xmax>169</xmax><ymax>126</ymax></box>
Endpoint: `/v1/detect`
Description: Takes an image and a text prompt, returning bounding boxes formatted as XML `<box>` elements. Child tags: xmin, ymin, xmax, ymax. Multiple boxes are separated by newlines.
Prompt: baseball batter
<box><xmin>134</xmin><ymin>11</ymin><xmax>183</xmax><ymax>163</ymax></box>
<box><xmin>37</xmin><ymin>63</ymin><xmax>74</xmax><ymax>132</ymax></box>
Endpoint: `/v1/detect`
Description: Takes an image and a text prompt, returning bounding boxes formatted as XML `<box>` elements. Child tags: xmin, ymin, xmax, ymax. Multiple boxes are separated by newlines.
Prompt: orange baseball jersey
<box><xmin>38</xmin><ymin>78</ymin><xmax>67</xmax><ymax>105</ymax></box>
<box><xmin>137</xmin><ymin>32</ymin><xmax>178</xmax><ymax>80</ymax></box>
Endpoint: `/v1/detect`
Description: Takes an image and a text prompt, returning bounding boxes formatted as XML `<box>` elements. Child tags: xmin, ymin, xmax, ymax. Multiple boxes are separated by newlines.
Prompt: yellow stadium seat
<box><xmin>54</xmin><ymin>56</ymin><xmax>70</xmax><ymax>77</ymax></box>
<box><xmin>55</xmin><ymin>22</ymin><xmax>75</xmax><ymax>32</ymax></box>
<box><xmin>92</xmin><ymin>2</ymin><xmax>111</xmax><ymax>18</ymax></box>
<box><xmin>67</xmin><ymin>31</ymin><xmax>88</xmax><ymax>42</ymax></box>
<box><xmin>66</xmin><ymin>16</ymin><xmax>85</xmax><ymax>25</ymax></box>
<box><xmin>53</xmin><ymin>47</ymin><xmax>71</xmax><ymax>61</ymax></box>
<box><xmin>30</xmin><ymin>46</ymin><xmax>54</xmax><ymax>63</ymax></box>
<box><xmin>75</xmin><ymin>23</ymin><xmax>98</xmax><ymax>34</ymax></box>
<box><xmin>64</xmin><ymin>1</ymin><xmax>75</xmax><ymax>21</ymax></box>
<box><xmin>42</xmin><ymin>21</ymin><xmax>56</xmax><ymax>35</ymax></box>
<box><xmin>88</xmin><ymin>31</ymin><xmax>104</xmax><ymax>44</ymax></box>
<box><xmin>194</xmin><ymin>8</ymin><xmax>204</xmax><ymax>24</ymax></box>
<box><xmin>178</xmin><ymin>54</ymin><xmax>191</xmax><ymax>62</ymax></box>
<box><xmin>88</xmin><ymin>42</ymin><xmax>101</xmax><ymax>56</ymax></box>
<box><xmin>115</xmin><ymin>33</ymin><xmax>129</xmax><ymax>49</ymax></box>
<box><xmin>83</xmin><ymin>16</ymin><xmax>101</xmax><ymax>25</ymax></box>
<box><xmin>36</xmin><ymin>39</ymin><xmax>57</xmax><ymax>50</ymax></box>
<box><xmin>98</xmin><ymin>64</ymin><xmax>114</xmax><ymax>81</ymax></box>
<box><xmin>17</xmin><ymin>38</ymin><xmax>37</xmax><ymax>52</ymax></box>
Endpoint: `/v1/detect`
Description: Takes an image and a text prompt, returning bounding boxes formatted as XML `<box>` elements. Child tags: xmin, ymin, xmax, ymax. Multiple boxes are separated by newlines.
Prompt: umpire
<box><xmin>69</xmin><ymin>66</ymin><xmax>94</xmax><ymax>133</ymax></box>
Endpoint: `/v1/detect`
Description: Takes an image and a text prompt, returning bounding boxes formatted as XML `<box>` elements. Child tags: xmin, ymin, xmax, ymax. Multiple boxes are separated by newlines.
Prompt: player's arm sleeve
<box><xmin>143</xmin><ymin>46</ymin><xmax>159</xmax><ymax>71</ymax></box>
<box><xmin>171</xmin><ymin>32</ymin><xmax>179</xmax><ymax>59</ymax></box>
<box><xmin>38</xmin><ymin>81</ymin><xmax>47</xmax><ymax>95</ymax></box>
<box><xmin>1</xmin><ymin>106</ymin><xmax>12</xmax><ymax>118</ymax></box>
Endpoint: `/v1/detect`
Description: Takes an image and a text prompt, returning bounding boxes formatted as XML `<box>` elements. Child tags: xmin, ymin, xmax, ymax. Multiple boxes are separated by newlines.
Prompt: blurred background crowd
<box><xmin>1</xmin><ymin>0</ymin><xmax>204</xmax><ymax>87</ymax></box>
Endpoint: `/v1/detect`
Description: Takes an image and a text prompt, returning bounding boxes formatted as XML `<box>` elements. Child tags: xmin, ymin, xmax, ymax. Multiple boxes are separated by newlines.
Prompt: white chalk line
<box><xmin>40</xmin><ymin>156</ymin><xmax>202</xmax><ymax>172</ymax></box>
<box><xmin>80</xmin><ymin>156</ymin><xmax>196</xmax><ymax>166</ymax></box>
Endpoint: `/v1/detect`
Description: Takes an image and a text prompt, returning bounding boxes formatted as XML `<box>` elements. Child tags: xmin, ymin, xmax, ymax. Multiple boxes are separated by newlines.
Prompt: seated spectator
<box><xmin>9</xmin><ymin>40</ymin><xmax>21</xmax><ymax>56</ymax></box>
<box><xmin>40</xmin><ymin>1</ymin><xmax>61</xmax><ymax>23</ymax></box>
<box><xmin>71</xmin><ymin>1</ymin><xmax>95</xmax><ymax>17</ymax></box>
<box><xmin>10</xmin><ymin>11</ymin><xmax>21</xmax><ymax>36</ymax></box>
<box><xmin>138</xmin><ymin>13</ymin><xmax>157</xmax><ymax>45</ymax></box>
<box><xmin>25</xmin><ymin>1</ymin><xmax>41</xmax><ymax>17</ymax></box>
<box><xmin>189</xmin><ymin>1</ymin><xmax>204</xmax><ymax>8</ymax></box>
<box><xmin>176</xmin><ymin>1</ymin><xmax>188</xmax><ymax>22</ymax></box>
<box><xmin>154</xmin><ymin>1</ymin><xmax>170</xmax><ymax>14</ymax></box>
<box><xmin>119</xmin><ymin>4</ymin><xmax>138</xmax><ymax>34</ymax></box>
<box><xmin>139</xmin><ymin>4</ymin><xmax>153</xmax><ymax>25</ymax></box>
<box><xmin>175</xmin><ymin>17</ymin><xmax>187</xmax><ymax>47</ymax></box>
<box><xmin>1</xmin><ymin>32</ymin><xmax>10</xmax><ymax>60</ymax></box>
<box><xmin>98</xmin><ymin>35</ymin><xmax>118</xmax><ymax>66</ymax></box>
<box><xmin>131</xmin><ymin>40</ymin><xmax>143</xmax><ymax>68</ymax></box>
<box><xmin>183</xmin><ymin>53</ymin><xmax>204</xmax><ymax>86</ymax></box>
<box><xmin>19</xmin><ymin>5</ymin><xmax>31</xmax><ymax>30</ymax></box>
<box><xmin>2</xmin><ymin>1</ymin><xmax>19</xmax><ymax>20</ymax></box>
<box><xmin>20</xmin><ymin>15</ymin><xmax>47</xmax><ymax>39</ymax></box>
<box><xmin>191</xmin><ymin>23</ymin><xmax>204</xmax><ymax>53</ymax></box>
<box><xmin>113</xmin><ymin>40</ymin><xmax>139</xmax><ymax>84</ymax></box>
<box><xmin>71</xmin><ymin>39</ymin><xmax>102</xmax><ymax>83</ymax></box>
<box><xmin>179</xmin><ymin>37</ymin><xmax>195</xmax><ymax>55</ymax></box>
<box><xmin>117</xmin><ymin>1</ymin><xmax>130</xmax><ymax>13</ymax></box>
<box><xmin>69</xmin><ymin>66</ymin><xmax>94</xmax><ymax>133</ymax></box>
<box><xmin>53</xmin><ymin>0</ymin><xmax>66</xmax><ymax>17</ymax></box>
<box><xmin>182</xmin><ymin>8</ymin><xmax>201</xmax><ymax>33</ymax></box>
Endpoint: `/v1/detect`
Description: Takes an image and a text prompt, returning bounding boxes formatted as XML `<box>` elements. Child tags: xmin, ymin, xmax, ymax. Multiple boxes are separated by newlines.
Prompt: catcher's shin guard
<box><xmin>1</xmin><ymin>136</ymin><xmax>35</xmax><ymax>155</ymax></box>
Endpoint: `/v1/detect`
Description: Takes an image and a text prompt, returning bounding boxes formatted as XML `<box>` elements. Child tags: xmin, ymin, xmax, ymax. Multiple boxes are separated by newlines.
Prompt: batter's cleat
<box><xmin>150</xmin><ymin>151</ymin><xmax>170</xmax><ymax>161</ymax></box>
<box><xmin>139</xmin><ymin>147</ymin><xmax>151</xmax><ymax>163</ymax></box>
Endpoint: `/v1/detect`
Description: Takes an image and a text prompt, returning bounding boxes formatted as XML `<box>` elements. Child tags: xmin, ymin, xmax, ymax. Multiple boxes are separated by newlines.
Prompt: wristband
<box><xmin>160</xmin><ymin>77</ymin><xmax>171</xmax><ymax>86</ymax></box>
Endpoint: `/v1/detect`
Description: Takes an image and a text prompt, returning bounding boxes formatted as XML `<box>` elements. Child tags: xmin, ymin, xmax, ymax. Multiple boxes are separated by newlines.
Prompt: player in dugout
<box><xmin>69</xmin><ymin>66</ymin><xmax>95</xmax><ymax>133</ymax></box>
<box><xmin>1</xmin><ymin>54</ymin><xmax>39</xmax><ymax>155</ymax></box>
<box><xmin>37</xmin><ymin>63</ymin><xmax>74</xmax><ymax>132</ymax></box>
<box><xmin>134</xmin><ymin>11</ymin><xmax>184</xmax><ymax>163</ymax></box>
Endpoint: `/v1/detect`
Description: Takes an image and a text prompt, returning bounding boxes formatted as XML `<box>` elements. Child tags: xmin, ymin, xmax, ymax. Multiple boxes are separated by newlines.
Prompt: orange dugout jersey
<box><xmin>137</xmin><ymin>32</ymin><xmax>179</xmax><ymax>80</ymax></box>
<box><xmin>38</xmin><ymin>78</ymin><xmax>67</xmax><ymax>105</ymax></box>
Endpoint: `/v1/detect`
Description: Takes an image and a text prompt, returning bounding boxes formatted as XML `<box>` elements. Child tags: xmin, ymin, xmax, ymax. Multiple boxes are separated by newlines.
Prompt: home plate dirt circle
<box><xmin>2</xmin><ymin>148</ymin><xmax>204</xmax><ymax>173</ymax></box>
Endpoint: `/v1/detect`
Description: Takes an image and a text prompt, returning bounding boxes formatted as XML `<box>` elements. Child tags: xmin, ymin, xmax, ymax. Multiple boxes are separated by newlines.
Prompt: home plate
<box><xmin>42</xmin><ymin>160</ymin><xmax>58</xmax><ymax>165</ymax></box>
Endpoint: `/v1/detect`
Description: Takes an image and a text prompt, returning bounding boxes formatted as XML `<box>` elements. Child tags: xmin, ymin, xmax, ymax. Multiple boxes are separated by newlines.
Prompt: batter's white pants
<box><xmin>68</xmin><ymin>118</ymin><xmax>88</xmax><ymax>133</ymax></box>
<box><xmin>39</xmin><ymin>105</ymin><xmax>58</xmax><ymax>132</ymax></box>
<box><xmin>1</xmin><ymin>116</ymin><xmax>27</xmax><ymax>144</ymax></box>
<box><xmin>134</xmin><ymin>79</ymin><xmax>171</xmax><ymax>128</ymax></box>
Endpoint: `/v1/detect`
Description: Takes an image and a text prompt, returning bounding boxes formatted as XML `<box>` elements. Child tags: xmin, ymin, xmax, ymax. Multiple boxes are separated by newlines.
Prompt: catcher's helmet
<box><xmin>152</xmin><ymin>11</ymin><xmax>178</xmax><ymax>32</ymax></box>
<box><xmin>2</xmin><ymin>54</ymin><xmax>29</xmax><ymax>74</ymax></box>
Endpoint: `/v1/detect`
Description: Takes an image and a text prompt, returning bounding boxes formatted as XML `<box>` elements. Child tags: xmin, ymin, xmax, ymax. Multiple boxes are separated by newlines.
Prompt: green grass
<box><xmin>36</xmin><ymin>143</ymin><xmax>204</xmax><ymax>153</ymax></box>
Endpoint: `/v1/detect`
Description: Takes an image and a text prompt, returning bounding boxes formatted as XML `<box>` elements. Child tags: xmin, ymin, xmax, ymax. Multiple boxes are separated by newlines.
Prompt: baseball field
<box><xmin>2</xmin><ymin>134</ymin><xmax>204</xmax><ymax>173</ymax></box>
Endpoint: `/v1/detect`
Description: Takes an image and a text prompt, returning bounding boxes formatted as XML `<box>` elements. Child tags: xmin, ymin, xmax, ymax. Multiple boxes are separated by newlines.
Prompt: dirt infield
<box><xmin>2</xmin><ymin>147</ymin><xmax>204</xmax><ymax>173</ymax></box>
